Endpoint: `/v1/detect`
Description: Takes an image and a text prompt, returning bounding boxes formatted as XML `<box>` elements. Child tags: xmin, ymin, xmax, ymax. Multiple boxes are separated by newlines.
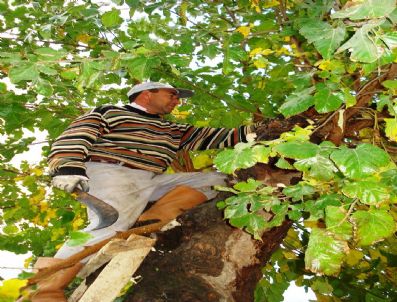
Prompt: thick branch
<box><xmin>345</xmin><ymin>63</ymin><xmax>397</xmax><ymax>121</ymax></box>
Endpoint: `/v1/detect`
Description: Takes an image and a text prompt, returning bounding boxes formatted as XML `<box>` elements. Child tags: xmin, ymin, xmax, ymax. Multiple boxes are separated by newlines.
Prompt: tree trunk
<box><xmin>125</xmin><ymin>199</ymin><xmax>292</xmax><ymax>302</ymax></box>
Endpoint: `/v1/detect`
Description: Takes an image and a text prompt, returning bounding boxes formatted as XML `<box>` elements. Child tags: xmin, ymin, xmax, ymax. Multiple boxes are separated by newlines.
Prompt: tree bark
<box><xmin>125</xmin><ymin>199</ymin><xmax>292</xmax><ymax>302</ymax></box>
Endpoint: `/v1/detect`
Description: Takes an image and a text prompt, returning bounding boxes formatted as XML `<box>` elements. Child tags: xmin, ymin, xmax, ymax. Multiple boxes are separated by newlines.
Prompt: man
<box><xmin>34</xmin><ymin>82</ymin><xmax>259</xmax><ymax>301</ymax></box>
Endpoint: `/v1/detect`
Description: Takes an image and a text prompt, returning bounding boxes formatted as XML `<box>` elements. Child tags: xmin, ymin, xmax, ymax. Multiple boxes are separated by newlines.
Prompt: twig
<box><xmin>312</xmin><ymin>108</ymin><xmax>342</xmax><ymax>134</ymax></box>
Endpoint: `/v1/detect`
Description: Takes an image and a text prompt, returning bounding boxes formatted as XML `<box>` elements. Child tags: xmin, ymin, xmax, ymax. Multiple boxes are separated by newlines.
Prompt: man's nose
<box><xmin>172</xmin><ymin>97</ymin><xmax>180</xmax><ymax>105</ymax></box>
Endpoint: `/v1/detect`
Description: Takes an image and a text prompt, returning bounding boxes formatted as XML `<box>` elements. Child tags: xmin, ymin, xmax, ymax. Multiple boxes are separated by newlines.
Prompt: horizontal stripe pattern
<box><xmin>48</xmin><ymin>105</ymin><xmax>255</xmax><ymax>176</ymax></box>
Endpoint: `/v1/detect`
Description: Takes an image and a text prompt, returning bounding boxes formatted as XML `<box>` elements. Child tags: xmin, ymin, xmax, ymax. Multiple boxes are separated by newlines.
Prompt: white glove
<box><xmin>52</xmin><ymin>175</ymin><xmax>90</xmax><ymax>193</ymax></box>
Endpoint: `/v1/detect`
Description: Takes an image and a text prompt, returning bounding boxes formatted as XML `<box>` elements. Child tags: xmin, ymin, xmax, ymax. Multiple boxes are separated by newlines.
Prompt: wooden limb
<box><xmin>344</xmin><ymin>119</ymin><xmax>374</xmax><ymax>137</ymax></box>
<box><xmin>78</xmin><ymin>235</ymin><xmax>155</xmax><ymax>302</ymax></box>
<box><xmin>326</xmin><ymin>110</ymin><xmax>344</xmax><ymax>145</ymax></box>
<box><xmin>346</xmin><ymin>63</ymin><xmax>397</xmax><ymax>121</ymax></box>
<box><xmin>28</xmin><ymin>221</ymin><xmax>167</xmax><ymax>285</ymax></box>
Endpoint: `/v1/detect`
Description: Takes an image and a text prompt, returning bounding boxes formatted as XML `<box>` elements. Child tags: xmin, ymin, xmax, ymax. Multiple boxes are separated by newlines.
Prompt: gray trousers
<box><xmin>54</xmin><ymin>162</ymin><xmax>226</xmax><ymax>259</ymax></box>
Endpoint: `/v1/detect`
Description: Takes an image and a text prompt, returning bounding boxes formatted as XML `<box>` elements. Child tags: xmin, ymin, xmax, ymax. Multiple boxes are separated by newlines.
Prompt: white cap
<box><xmin>127</xmin><ymin>82</ymin><xmax>194</xmax><ymax>98</ymax></box>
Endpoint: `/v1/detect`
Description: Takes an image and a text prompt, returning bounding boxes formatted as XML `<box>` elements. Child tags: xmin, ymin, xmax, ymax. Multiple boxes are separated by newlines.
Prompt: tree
<box><xmin>1</xmin><ymin>0</ymin><xmax>397</xmax><ymax>301</ymax></box>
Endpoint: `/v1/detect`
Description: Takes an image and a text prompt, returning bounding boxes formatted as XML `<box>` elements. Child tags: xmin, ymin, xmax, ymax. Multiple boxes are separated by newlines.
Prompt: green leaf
<box><xmin>35</xmin><ymin>78</ymin><xmax>54</xmax><ymax>97</ymax></box>
<box><xmin>342</xmin><ymin>180</ymin><xmax>390</xmax><ymax>205</ymax></box>
<box><xmin>214</xmin><ymin>143</ymin><xmax>257</xmax><ymax>174</ymax></box>
<box><xmin>222</xmin><ymin>37</ymin><xmax>233</xmax><ymax>75</ymax></box>
<box><xmin>283</xmin><ymin>183</ymin><xmax>316</xmax><ymax>201</ymax></box>
<box><xmin>330</xmin><ymin>144</ymin><xmax>391</xmax><ymax>179</ymax></box>
<box><xmin>3</xmin><ymin>224</ymin><xmax>19</xmax><ymax>235</ymax></box>
<box><xmin>314</xmin><ymin>85</ymin><xmax>344</xmax><ymax>113</ymax></box>
<box><xmin>0</xmin><ymin>82</ymin><xmax>7</xmax><ymax>93</ymax></box>
<box><xmin>294</xmin><ymin>154</ymin><xmax>337</xmax><ymax>181</ymax></box>
<box><xmin>76</xmin><ymin>61</ymin><xmax>103</xmax><ymax>91</ymax></box>
<box><xmin>331</xmin><ymin>0</ymin><xmax>396</xmax><ymax>20</ymax></box>
<box><xmin>101</xmin><ymin>9</ymin><xmax>123</xmax><ymax>27</ymax></box>
<box><xmin>305</xmin><ymin>228</ymin><xmax>348</xmax><ymax>275</ymax></box>
<box><xmin>34</xmin><ymin>47</ymin><xmax>67</xmax><ymax>61</ymax></box>
<box><xmin>352</xmin><ymin>210</ymin><xmax>396</xmax><ymax>246</ymax></box>
<box><xmin>380</xmin><ymin>32</ymin><xmax>397</xmax><ymax>49</ymax></box>
<box><xmin>230</xmin><ymin>213</ymin><xmax>267</xmax><ymax>239</ymax></box>
<box><xmin>382</xmin><ymin>80</ymin><xmax>397</xmax><ymax>89</ymax></box>
<box><xmin>279</xmin><ymin>87</ymin><xmax>315</xmax><ymax>117</ymax></box>
<box><xmin>66</xmin><ymin>231</ymin><xmax>94</xmax><ymax>247</ymax></box>
<box><xmin>224</xmin><ymin>201</ymin><xmax>249</xmax><ymax>219</ymax></box>
<box><xmin>234</xmin><ymin>178</ymin><xmax>262</xmax><ymax>192</ymax></box>
<box><xmin>341</xmin><ymin>87</ymin><xmax>357</xmax><ymax>108</ymax></box>
<box><xmin>275</xmin><ymin>157</ymin><xmax>294</xmax><ymax>169</ymax></box>
<box><xmin>255</xmin><ymin>276</ymin><xmax>289</xmax><ymax>302</ymax></box>
<box><xmin>274</xmin><ymin>141</ymin><xmax>319</xmax><ymax>159</ymax></box>
<box><xmin>8</xmin><ymin>63</ymin><xmax>39</xmax><ymax>83</ymax></box>
<box><xmin>252</xmin><ymin>145</ymin><xmax>271</xmax><ymax>163</ymax></box>
<box><xmin>337</xmin><ymin>22</ymin><xmax>383</xmax><ymax>63</ymax></box>
<box><xmin>124</xmin><ymin>56</ymin><xmax>161</xmax><ymax>81</ymax></box>
<box><xmin>325</xmin><ymin>206</ymin><xmax>353</xmax><ymax>240</ymax></box>
<box><xmin>60</xmin><ymin>69</ymin><xmax>78</xmax><ymax>80</ymax></box>
<box><xmin>311</xmin><ymin>279</ymin><xmax>334</xmax><ymax>295</ymax></box>
<box><xmin>299</xmin><ymin>20</ymin><xmax>346</xmax><ymax>59</ymax></box>
<box><xmin>38</xmin><ymin>65</ymin><xmax>58</xmax><ymax>76</ymax></box>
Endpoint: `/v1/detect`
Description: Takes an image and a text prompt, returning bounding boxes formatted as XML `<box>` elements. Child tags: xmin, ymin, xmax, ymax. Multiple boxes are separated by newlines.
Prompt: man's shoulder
<box><xmin>92</xmin><ymin>104</ymin><xmax>128</xmax><ymax>115</ymax></box>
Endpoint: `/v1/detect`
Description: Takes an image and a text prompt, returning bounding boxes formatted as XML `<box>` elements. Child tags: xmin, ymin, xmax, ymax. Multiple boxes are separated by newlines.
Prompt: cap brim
<box><xmin>176</xmin><ymin>88</ymin><xmax>194</xmax><ymax>98</ymax></box>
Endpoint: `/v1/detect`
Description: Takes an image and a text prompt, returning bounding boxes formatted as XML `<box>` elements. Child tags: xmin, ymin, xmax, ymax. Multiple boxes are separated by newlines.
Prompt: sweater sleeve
<box><xmin>47</xmin><ymin>107</ymin><xmax>109</xmax><ymax>177</ymax></box>
<box><xmin>178</xmin><ymin>124</ymin><xmax>256</xmax><ymax>151</ymax></box>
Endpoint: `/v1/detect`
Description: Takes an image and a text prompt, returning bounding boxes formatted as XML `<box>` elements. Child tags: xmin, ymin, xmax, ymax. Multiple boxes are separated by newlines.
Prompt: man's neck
<box><xmin>129</xmin><ymin>102</ymin><xmax>148</xmax><ymax>112</ymax></box>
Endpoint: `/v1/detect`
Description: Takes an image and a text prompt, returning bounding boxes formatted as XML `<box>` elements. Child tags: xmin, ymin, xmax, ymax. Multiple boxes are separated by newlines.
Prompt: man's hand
<box><xmin>52</xmin><ymin>175</ymin><xmax>90</xmax><ymax>193</ymax></box>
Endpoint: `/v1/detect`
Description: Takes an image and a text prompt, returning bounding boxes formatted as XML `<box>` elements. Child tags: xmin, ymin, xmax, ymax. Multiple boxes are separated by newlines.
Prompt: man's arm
<box><xmin>48</xmin><ymin>107</ymin><xmax>109</xmax><ymax>178</ymax></box>
<box><xmin>179</xmin><ymin>124</ymin><xmax>257</xmax><ymax>151</ymax></box>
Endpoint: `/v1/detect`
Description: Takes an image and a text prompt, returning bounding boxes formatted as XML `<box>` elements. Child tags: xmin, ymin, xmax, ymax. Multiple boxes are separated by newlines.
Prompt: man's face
<box><xmin>147</xmin><ymin>88</ymin><xmax>180</xmax><ymax>115</ymax></box>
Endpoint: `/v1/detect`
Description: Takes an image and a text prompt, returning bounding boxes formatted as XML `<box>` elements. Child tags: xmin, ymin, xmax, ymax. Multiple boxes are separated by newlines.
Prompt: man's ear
<box><xmin>140</xmin><ymin>91</ymin><xmax>151</xmax><ymax>104</ymax></box>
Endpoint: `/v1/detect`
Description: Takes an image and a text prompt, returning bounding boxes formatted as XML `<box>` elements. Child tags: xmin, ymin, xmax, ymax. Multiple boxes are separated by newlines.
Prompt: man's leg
<box><xmin>29</xmin><ymin>258</ymin><xmax>83</xmax><ymax>302</ymax></box>
<box><xmin>30</xmin><ymin>163</ymin><xmax>156</xmax><ymax>301</ymax></box>
<box><xmin>137</xmin><ymin>185</ymin><xmax>208</xmax><ymax>223</ymax></box>
<box><xmin>54</xmin><ymin>162</ymin><xmax>157</xmax><ymax>259</ymax></box>
<box><xmin>137</xmin><ymin>171</ymin><xmax>226</xmax><ymax>224</ymax></box>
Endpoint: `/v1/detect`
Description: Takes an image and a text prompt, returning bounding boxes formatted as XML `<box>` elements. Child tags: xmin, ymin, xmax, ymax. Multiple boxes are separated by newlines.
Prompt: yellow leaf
<box><xmin>192</xmin><ymin>152</ymin><xmax>213</xmax><ymax>169</ymax></box>
<box><xmin>24</xmin><ymin>256</ymin><xmax>33</xmax><ymax>269</ymax></box>
<box><xmin>303</xmin><ymin>220</ymin><xmax>319</xmax><ymax>228</ymax></box>
<box><xmin>280</xmin><ymin>125</ymin><xmax>313</xmax><ymax>141</ymax></box>
<box><xmin>345</xmin><ymin>249</ymin><xmax>363</xmax><ymax>266</ymax></box>
<box><xmin>369</xmin><ymin>249</ymin><xmax>387</xmax><ymax>263</ymax></box>
<box><xmin>318</xmin><ymin>60</ymin><xmax>332</xmax><ymax>71</ymax></box>
<box><xmin>250</xmin><ymin>47</ymin><xmax>263</xmax><ymax>57</ymax></box>
<box><xmin>77</xmin><ymin>34</ymin><xmax>92</xmax><ymax>44</ymax></box>
<box><xmin>29</xmin><ymin>187</ymin><xmax>46</xmax><ymax>204</ymax></box>
<box><xmin>0</xmin><ymin>279</ymin><xmax>28</xmax><ymax>299</ymax></box>
<box><xmin>171</xmin><ymin>108</ymin><xmax>189</xmax><ymax>119</ymax></box>
<box><xmin>250</xmin><ymin>0</ymin><xmax>261</xmax><ymax>12</ymax></box>
<box><xmin>275</xmin><ymin>46</ymin><xmax>291</xmax><ymax>56</ymax></box>
<box><xmin>195</xmin><ymin>120</ymin><xmax>210</xmax><ymax>127</ymax></box>
<box><xmin>73</xmin><ymin>217</ymin><xmax>85</xmax><ymax>230</ymax></box>
<box><xmin>253</xmin><ymin>58</ymin><xmax>268</xmax><ymax>68</ymax></box>
<box><xmin>282</xmin><ymin>250</ymin><xmax>298</xmax><ymax>259</ymax></box>
<box><xmin>263</xmin><ymin>0</ymin><xmax>280</xmax><ymax>8</ymax></box>
<box><xmin>357</xmin><ymin>273</ymin><xmax>367</xmax><ymax>280</ymax></box>
<box><xmin>51</xmin><ymin>228</ymin><xmax>66</xmax><ymax>241</ymax></box>
<box><xmin>236</xmin><ymin>26</ymin><xmax>251</xmax><ymax>38</ymax></box>
<box><xmin>385</xmin><ymin>118</ymin><xmax>397</xmax><ymax>142</ymax></box>
<box><xmin>261</xmin><ymin>48</ymin><xmax>274</xmax><ymax>56</ymax></box>
<box><xmin>165</xmin><ymin>166</ymin><xmax>176</xmax><ymax>174</ymax></box>
<box><xmin>32</xmin><ymin>167</ymin><xmax>43</xmax><ymax>176</ymax></box>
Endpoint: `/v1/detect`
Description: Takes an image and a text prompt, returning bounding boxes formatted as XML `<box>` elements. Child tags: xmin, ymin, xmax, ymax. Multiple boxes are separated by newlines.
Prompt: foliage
<box><xmin>0</xmin><ymin>278</ymin><xmax>28</xmax><ymax>302</ymax></box>
<box><xmin>1</xmin><ymin>0</ymin><xmax>397</xmax><ymax>301</ymax></box>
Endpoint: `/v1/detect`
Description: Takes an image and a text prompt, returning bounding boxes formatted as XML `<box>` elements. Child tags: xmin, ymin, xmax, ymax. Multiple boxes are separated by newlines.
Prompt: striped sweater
<box><xmin>48</xmin><ymin>104</ymin><xmax>256</xmax><ymax>177</ymax></box>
